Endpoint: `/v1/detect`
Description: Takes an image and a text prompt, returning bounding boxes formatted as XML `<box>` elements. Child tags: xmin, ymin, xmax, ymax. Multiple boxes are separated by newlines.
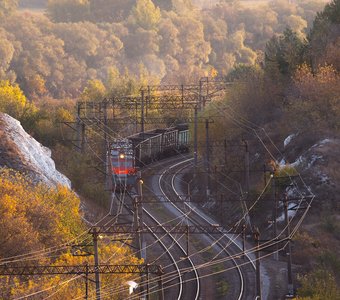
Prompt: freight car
<box><xmin>129</xmin><ymin>124</ymin><xmax>189</xmax><ymax>167</ymax></box>
<box><xmin>109</xmin><ymin>124</ymin><xmax>189</xmax><ymax>191</ymax></box>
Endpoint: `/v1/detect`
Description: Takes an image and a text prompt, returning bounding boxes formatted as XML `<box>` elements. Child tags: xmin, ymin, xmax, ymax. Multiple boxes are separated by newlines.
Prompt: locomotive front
<box><xmin>110</xmin><ymin>139</ymin><xmax>137</xmax><ymax>192</ymax></box>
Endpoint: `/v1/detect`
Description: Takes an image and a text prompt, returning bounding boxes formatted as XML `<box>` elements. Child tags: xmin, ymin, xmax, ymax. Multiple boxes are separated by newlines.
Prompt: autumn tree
<box><xmin>297</xmin><ymin>269</ymin><xmax>340</xmax><ymax>299</ymax></box>
<box><xmin>153</xmin><ymin>0</ymin><xmax>173</xmax><ymax>11</ymax></box>
<box><xmin>131</xmin><ymin>0</ymin><xmax>161</xmax><ymax>30</ymax></box>
<box><xmin>3</xmin><ymin>16</ymin><xmax>68</xmax><ymax>98</ymax></box>
<box><xmin>0</xmin><ymin>0</ymin><xmax>329</xmax><ymax>98</ymax></box>
<box><xmin>158</xmin><ymin>17</ymin><xmax>181</xmax><ymax>58</ymax></box>
<box><xmin>201</xmin><ymin>15</ymin><xmax>229</xmax><ymax>72</ymax></box>
<box><xmin>287</xmin><ymin>64</ymin><xmax>340</xmax><ymax>131</ymax></box>
<box><xmin>123</xmin><ymin>27</ymin><xmax>159</xmax><ymax>59</ymax></box>
<box><xmin>284</xmin><ymin>15</ymin><xmax>307</xmax><ymax>38</ymax></box>
<box><xmin>0</xmin><ymin>169</ymin><xmax>84</xmax><ymax>259</ymax></box>
<box><xmin>170</xmin><ymin>13</ymin><xmax>211</xmax><ymax>66</ymax></box>
<box><xmin>228</xmin><ymin>29</ymin><xmax>257</xmax><ymax>65</ymax></box>
<box><xmin>0</xmin><ymin>0</ymin><xmax>18</xmax><ymax>19</ymax></box>
<box><xmin>105</xmin><ymin>66</ymin><xmax>152</xmax><ymax>97</ymax></box>
<box><xmin>19</xmin><ymin>0</ymin><xmax>48</xmax><ymax>8</ymax></box>
<box><xmin>89</xmin><ymin>0</ymin><xmax>135</xmax><ymax>23</ymax></box>
<box><xmin>47</xmin><ymin>0</ymin><xmax>89</xmax><ymax>22</ymax></box>
<box><xmin>30</xmin><ymin>98</ymin><xmax>75</xmax><ymax>146</ymax></box>
<box><xmin>269</xmin><ymin>0</ymin><xmax>298</xmax><ymax>23</ymax></box>
<box><xmin>233</xmin><ymin>6</ymin><xmax>278</xmax><ymax>49</ymax></box>
<box><xmin>0</xmin><ymin>168</ymin><xmax>142</xmax><ymax>299</ymax></box>
<box><xmin>0</xmin><ymin>28</ymin><xmax>15</xmax><ymax>81</ymax></box>
<box><xmin>81</xmin><ymin>79</ymin><xmax>106</xmax><ymax>102</ymax></box>
<box><xmin>172</xmin><ymin>0</ymin><xmax>194</xmax><ymax>16</ymax></box>
<box><xmin>0</xmin><ymin>80</ymin><xmax>27</xmax><ymax>119</ymax></box>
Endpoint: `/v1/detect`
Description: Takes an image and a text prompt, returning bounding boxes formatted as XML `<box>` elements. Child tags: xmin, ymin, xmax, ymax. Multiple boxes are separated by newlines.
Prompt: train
<box><xmin>109</xmin><ymin>138</ymin><xmax>137</xmax><ymax>190</ymax></box>
<box><xmin>109</xmin><ymin>124</ymin><xmax>190</xmax><ymax>191</ymax></box>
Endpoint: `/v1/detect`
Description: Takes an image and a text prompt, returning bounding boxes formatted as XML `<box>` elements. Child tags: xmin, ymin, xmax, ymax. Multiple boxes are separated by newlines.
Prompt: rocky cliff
<box><xmin>0</xmin><ymin>112</ymin><xmax>71</xmax><ymax>188</ymax></box>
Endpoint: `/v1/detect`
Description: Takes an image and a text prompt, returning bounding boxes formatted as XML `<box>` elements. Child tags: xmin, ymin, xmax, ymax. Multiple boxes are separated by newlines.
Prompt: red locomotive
<box><xmin>109</xmin><ymin>138</ymin><xmax>137</xmax><ymax>191</ymax></box>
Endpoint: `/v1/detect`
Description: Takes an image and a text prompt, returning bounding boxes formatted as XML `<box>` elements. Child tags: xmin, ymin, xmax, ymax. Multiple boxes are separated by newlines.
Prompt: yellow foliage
<box><xmin>55</xmin><ymin>106</ymin><xmax>74</xmax><ymax>123</ymax></box>
<box><xmin>26</xmin><ymin>74</ymin><xmax>48</xmax><ymax>98</ymax></box>
<box><xmin>0</xmin><ymin>169</ymin><xmax>84</xmax><ymax>257</ymax></box>
<box><xmin>291</xmin><ymin>63</ymin><xmax>340</xmax><ymax>130</ymax></box>
<box><xmin>7</xmin><ymin>243</ymin><xmax>144</xmax><ymax>299</ymax></box>
<box><xmin>210</xmin><ymin>67</ymin><xmax>218</xmax><ymax>78</ymax></box>
<box><xmin>132</xmin><ymin>0</ymin><xmax>161</xmax><ymax>30</ymax></box>
<box><xmin>0</xmin><ymin>80</ymin><xmax>27</xmax><ymax>119</ymax></box>
<box><xmin>0</xmin><ymin>169</ymin><xmax>143</xmax><ymax>299</ymax></box>
<box><xmin>297</xmin><ymin>269</ymin><xmax>340</xmax><ymax>300</ymax></box>
<box><xmin>81</xmin><ymin>79</ymin><xmax>106</xmax><ymax>102</ymax></box>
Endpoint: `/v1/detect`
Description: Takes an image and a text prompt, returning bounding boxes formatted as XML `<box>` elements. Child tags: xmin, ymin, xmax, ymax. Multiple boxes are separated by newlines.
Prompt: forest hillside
<box><xmin>0</xmin><ymin>0</ymin><xmax>339</xmax><ymax>299</ymax></box>
<box><xmin>0</xmin><ymin>0</ymin><xmax>327</xmax><ymax>99</ymax></box>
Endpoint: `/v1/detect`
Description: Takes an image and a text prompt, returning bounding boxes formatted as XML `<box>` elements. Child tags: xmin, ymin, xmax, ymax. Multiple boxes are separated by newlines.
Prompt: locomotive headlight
<box><xmin>119</xmin><ymin>153</ymin><xmax>125</xmax><ymax>159</ymax></box>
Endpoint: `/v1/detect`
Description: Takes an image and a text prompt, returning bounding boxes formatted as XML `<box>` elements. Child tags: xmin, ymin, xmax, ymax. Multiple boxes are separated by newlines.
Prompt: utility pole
<box><xmin>103</xmin><ymin>101</ymin><xmax>108</xmax><ymax>188</ymax></box>
<box><xmin>136</xmin><ymin>172</ymin><xmax>145</xmax><ymax>260</ymax></box>
<box><xmin>187</xmin><ymin>178</ymin><xmax>193</xmax><ymax>202</ymax></box>
<box><xmin>136</xmin><ymin>172</ymin><xmax>147</xmax><ymax>300</ymax></box>
<box><xmin>205</xmin><ymin>119</ymin><xmax>211</xmax><ymax>196</ymax></box>
<box><xmin>263</xmin><ymin>164</ymin><xmax>267</xmax><ymax>187</ymax></box>
<box><xmin>224</xmin><ymin>138</ymin><xmax>227</xmax><ymax>167</ymax></box>
<box><xmin>242</xmin><ymin>224</ymin><xmax>246</xmax><ymax>259</ymax></box>
<box><xmin>135</xmin><ymin>102</ymin><xmax>138</xmax><ymax>133</ymax></box>
<box><xmin>133</xmin><ymin>196</ymin><xmax>141</xmax><ymax>254</ymax></box>
<box><xmin>254</xmin><ymin>227</ymin><xmax>262</xmax><ymax>300</ymax></box>
<box><xmin>146</xmin><ymin>85</ymin><xmax>151</xmax><ymax>117</ymax></box>
<box><xmin>199</xmin><ymin>77</ymin><xmax>208</xmax><ymax>109</ymax></box>
<box><xmin>158</xmin><ymin>269</ymin><xmax>165</xmax><ymax>300</ymax></box>
<box><xmin>272</xmin><ymin>176</ymin><xmax>279</xmax><ymax>260</ymax></box>
<box><xmin>242</xmin><ymin>140</ymin><xmax>251</xmax><ymax>228</ymax></box>
<box><xmin>205</xmin><ymin>78</ymin><xmax>209</xmax><ymax>106</ymax></box>
<box><xmin>84</xmin><ymin>262</ymin><xmax>89</xmax><ymax>300</ymax></box>
<box><xmin>284</xmin><ymin>193</ymin><xmax>294</xmax><ymax>296</ymax></box>
<box><xmin>133</xmin><ymin>195</ymin><xmax>144</xmax><ymax>260</ymax></box>
<box><xmin>244</xmin><ymin>140</ymin><xmax>250</xmax><ymax>195</ymax></box>
<box><xmin>186</xmin><ymin>225</ymin><xmax>190</xmax><ymax>256</ymax></box>
<box><xmin>199</xmin><ymin>79</ymin><xmax>203</xmax><ymax>111</ymax></box>
<box><xmin>81</xmin><ymin>123</ymin><xmax>86</xmax><ymax>153</ymax></box>
<box><xmin>194</xmin><ymin>106</ymin><xmax>198</xmax><ymax>170</ymax></box>
<box><xmin>141</xmin><ymin>90</ymin><xmax>145</xmax><ymax>135</ymax></box>
<box><xmin>220</xmin><ymin>194</ymin><xmax>223</xmax><ymax>225</ymax></box>
<box><xmin>76</xmin><ymin>103</ymin><xmax>84</xmax><ymax>153</ymax></box>
<box><xmin>92</xmin><ymin>227</ymin><xmax>101</xmax><ymax>300</ymax></box>
<box><xmin>146</xmin><ymin>264</ymin><xmax>150</xmax><ymax>300</ymax></box>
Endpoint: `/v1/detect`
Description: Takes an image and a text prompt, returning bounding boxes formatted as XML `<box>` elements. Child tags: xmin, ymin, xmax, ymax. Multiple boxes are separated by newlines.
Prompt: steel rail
<box><xmin>158</xmin><ymin>167</ymin><xmax>201</xmax><ymax>300</ymax></box>
<box><xmin>142</xmin><ymin>215</ymin><xmax>184</xmax><ymax>299</ymax></box>
<box><xmin>117</xmin><ymin>192</ymin><xmax>184</xmax><ymax>300</ymax></box>
<box><xmin>167</xmin><ymin>158</ymin><xmax>256</xmax><ymax>299</ymax></box>
<box><xmin>170</xmin><ymin>159</ymin><xmax>245</xmax><ymax>299</ymax></box>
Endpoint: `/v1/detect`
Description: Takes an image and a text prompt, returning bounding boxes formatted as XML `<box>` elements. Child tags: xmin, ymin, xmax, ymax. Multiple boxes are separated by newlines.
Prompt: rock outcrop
<box><xmin>0</xmin><ymin>113</ymin><xmax>71</xmax><ymax>188</ymax></box>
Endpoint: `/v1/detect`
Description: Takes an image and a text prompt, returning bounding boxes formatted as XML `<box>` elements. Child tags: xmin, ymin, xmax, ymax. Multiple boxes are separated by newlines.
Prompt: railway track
<box><xmin>106</xmin><ymin>156</ymin><xmax>200</xmax><ymax>299</ymax></box>
<box><xmin>152</xmin><ymin>156</ymin><xmax>257</xmax><ymax>299</ymax></box>
<box><xmin>107</xmin><ymin>154</ymin><xmax>257</xmax><ymax>299</ymax></box>
<box><xmin>142</xmin><ymin>206</ymin><xmax>200</xmax><ymax>300</ymax></box>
